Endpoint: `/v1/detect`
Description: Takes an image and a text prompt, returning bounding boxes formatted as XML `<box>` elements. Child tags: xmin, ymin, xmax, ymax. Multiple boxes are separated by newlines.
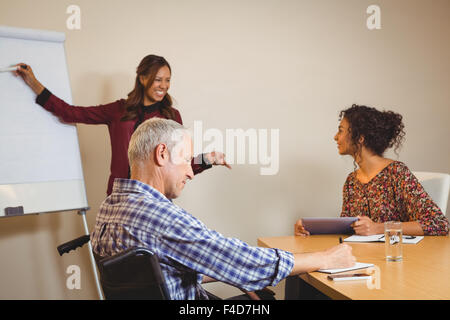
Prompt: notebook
<box><xmin>318</xmin><ymin>262</ymin><xmax>374</xmax><ymax>274</ymax></box>
<box><xmin>344</xmin><ymin>234</ymin><xmax>424</xmax><ymax>244</ymax></box>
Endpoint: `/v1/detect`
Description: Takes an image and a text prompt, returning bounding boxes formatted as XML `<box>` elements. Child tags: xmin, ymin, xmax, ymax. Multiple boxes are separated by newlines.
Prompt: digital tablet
<box><xmin>302</xmin><ymin>217</ymin><xmax>358</xmax><ymax>235</ymax></box>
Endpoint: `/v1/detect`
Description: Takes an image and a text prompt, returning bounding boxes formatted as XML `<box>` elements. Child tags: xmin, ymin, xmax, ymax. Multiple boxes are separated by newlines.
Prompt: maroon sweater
<box><xmin>36</xmin><ymin>89</ymin><xmax>210</xmax><ymax>195</ymax></box>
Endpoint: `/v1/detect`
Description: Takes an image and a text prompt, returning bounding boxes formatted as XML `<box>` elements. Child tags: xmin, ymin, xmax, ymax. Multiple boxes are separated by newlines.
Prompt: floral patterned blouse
<box><xmin>340</xmin><ymin>161</ymin><xmax>449</xmax><ymax>236</ymax></box>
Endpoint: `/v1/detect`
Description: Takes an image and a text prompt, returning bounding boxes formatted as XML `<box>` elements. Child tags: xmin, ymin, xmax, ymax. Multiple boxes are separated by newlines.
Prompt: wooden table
<box><xmin>258</xmin><ymin>235</ymin><xmax>450</xmax><ymax>300</ymax></box>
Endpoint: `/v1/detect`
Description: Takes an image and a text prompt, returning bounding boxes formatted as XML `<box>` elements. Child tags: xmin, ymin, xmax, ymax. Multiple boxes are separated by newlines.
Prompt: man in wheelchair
<box><xmin>90</xmin><ymin>118</ymin><xmax>355</xmax><ymax>300</ymax></box>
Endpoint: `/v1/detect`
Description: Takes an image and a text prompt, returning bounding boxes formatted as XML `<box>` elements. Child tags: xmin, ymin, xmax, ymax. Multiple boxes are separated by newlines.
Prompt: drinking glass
<box><xmin>384</xmin><ymin>221</ymin><xmax>402</xmax><ymax>261</ymax></box>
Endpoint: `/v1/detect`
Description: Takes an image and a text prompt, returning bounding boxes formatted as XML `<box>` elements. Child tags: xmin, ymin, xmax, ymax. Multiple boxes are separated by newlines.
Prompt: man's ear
<box><xmin>154</xmin><ymin>143</ymin><xmax>169</xmax><ymax>167</ymax></box>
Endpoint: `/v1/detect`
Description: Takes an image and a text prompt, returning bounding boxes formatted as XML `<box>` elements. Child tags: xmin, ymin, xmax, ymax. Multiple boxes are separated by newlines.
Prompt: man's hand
<box><xmin>352</xmin><ymin>216</ymin><xmax>383</xmax><ymax>236</ymax></box>
<box><xmin>322</xmin><ymin>244</ymin><xmax>356</xmax><ymax>270</ymax></box>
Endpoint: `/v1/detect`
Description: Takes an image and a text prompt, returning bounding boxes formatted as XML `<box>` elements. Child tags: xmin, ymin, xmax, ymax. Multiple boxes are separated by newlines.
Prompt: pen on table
<box><xmin>339</xmin><ymin>237</ymin><xmax>343</xmax><ymax>244</ymax></box>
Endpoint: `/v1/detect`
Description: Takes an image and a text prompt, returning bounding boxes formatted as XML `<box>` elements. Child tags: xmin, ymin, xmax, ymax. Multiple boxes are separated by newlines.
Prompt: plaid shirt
<box><xmin>91</xmin><ymin>178</ymin><xmax>294</xmax><ymax>300</ymax></box>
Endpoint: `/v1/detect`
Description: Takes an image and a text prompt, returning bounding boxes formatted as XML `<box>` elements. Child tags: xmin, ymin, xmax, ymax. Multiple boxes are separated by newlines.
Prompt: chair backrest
<box><xmin>413</xmin><ymin>171</ymin><xmax>450</xmax><ymax>216</ymax></box>
<box><xmin>96</xmin><ymin>247</ymin><xmax>170</xmax><ymax>300</ymax></box>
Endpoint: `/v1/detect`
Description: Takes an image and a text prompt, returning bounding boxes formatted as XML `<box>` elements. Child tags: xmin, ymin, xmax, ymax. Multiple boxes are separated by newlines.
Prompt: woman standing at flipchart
<box><xmin>14</xmin><ymin>55</ymin><xmax>230</xmax><ymax>195</ymax></box>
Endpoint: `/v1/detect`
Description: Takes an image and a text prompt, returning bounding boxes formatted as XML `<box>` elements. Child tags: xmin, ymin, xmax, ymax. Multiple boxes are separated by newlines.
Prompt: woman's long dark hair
<box><xmin>121</xmin><ymin>55</ymin><xmax>176</xmax><ymax>121</ymax></box>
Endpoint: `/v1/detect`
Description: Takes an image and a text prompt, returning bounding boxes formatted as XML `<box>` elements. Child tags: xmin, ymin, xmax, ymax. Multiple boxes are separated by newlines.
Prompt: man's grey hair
<box><xmin>128</xmin><ymin>118</ymin><xmax>189</xmax><ymax>166</ymax></box>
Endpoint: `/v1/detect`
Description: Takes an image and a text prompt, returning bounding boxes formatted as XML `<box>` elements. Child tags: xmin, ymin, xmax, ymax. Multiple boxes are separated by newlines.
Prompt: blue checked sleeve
<box><xmin>161</xmin><ymin>210</ymin><xmax>294</xmax><ymax>291</ymax></box>
<box><xmin>271</xmin><ymin>248</ymin><xmax>295</xmax><ymax>286</ymax></box>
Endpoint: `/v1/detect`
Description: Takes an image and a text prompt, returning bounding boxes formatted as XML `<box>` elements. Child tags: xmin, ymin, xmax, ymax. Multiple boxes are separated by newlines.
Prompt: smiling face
<box><xmin>140</xmin><ymin>65</ymin><xmax>171</xmax><ymax>105</ymax></box>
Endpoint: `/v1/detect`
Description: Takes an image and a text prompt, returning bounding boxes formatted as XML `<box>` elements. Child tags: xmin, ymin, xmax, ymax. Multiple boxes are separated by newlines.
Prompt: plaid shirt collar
<box><xmin>112</xmin><ymin>178</ymin><xmax>172</xmax><ymax>203</ymax></box>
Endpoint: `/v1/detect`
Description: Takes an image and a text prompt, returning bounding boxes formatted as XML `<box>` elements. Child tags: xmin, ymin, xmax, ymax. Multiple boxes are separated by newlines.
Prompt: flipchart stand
<box><xmin>57</xmin><ymin>208</ymin><xmax>104</xmax><ymax>300</ymax></box>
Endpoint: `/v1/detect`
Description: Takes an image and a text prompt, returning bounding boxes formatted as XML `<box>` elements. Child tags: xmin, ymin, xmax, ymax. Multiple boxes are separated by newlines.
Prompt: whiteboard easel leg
<box><xmin>79</xmin><ymin>209</ymin><xmax>104</xmax><ymax>300</ymax></box>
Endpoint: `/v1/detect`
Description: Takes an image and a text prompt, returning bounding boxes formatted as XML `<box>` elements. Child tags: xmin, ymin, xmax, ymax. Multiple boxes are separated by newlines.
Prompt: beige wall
<box><xmin>0</xmin><ymin>0</ymin><xmax>449</xmax><ymax>299</ymax></box>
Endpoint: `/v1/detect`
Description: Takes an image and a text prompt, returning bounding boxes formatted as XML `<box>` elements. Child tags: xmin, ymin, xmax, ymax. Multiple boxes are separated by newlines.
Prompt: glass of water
<box><xmin>384</xmin><ymin>221</ymin><xmax>403</xmax><ymax>261</ymax></box>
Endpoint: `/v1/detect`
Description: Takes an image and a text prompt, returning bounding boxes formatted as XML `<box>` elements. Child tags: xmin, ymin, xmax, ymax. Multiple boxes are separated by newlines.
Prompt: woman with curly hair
<box><xmin>295</xmin><ymin>104</ymin><xmax>448</xmax><ymax>236</ymax></box>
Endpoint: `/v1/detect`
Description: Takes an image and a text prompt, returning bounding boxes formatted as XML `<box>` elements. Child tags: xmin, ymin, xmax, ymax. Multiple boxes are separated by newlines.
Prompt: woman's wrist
<box><xmin>376</xmin><ymin>222</ymin><xmax>385</xmax><ymax>234</ymax></box>
<box><xmin>201</xmin><ymin>153</ymin><xmax>213</xmax><ymax>168</ymax></box>
<box><xmin>31</xmin><ymin>81</ymin><xmax>45</xmax><ymax>95</ymax></box>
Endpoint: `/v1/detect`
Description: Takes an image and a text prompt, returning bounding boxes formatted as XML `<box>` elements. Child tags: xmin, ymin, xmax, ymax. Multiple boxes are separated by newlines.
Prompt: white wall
<box><xmin>0</xmin><ymin>0</ymin><xmax>449</xmax><ymax>299</ymax></box>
